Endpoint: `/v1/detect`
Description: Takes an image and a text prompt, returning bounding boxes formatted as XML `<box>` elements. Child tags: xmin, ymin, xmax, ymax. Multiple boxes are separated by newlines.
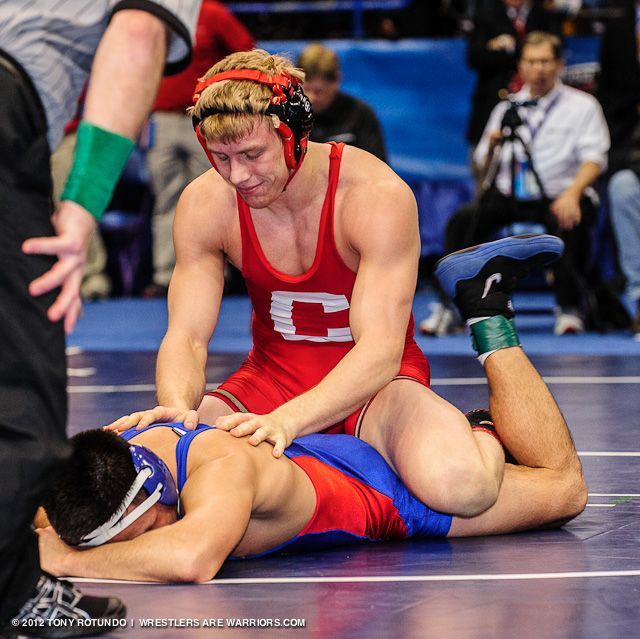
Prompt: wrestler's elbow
<box><xmin>171</xmin><ymin>546</ymin><xmax>220</xmax><ymax>583</ymax></box>
<box><xmin>355</xmin><ymin>336</ymin><xmax>401</xmax><ymax>384</ymax></box>
<box><xmin>377</xmin><ymin>336</ymin><xmax>405</xmax><ymax>377</ymax></box>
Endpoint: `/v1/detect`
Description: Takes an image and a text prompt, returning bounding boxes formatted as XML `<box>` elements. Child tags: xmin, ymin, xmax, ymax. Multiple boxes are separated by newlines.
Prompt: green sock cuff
<box><xmin>470</xmin><ymin>316</ymin><xmax>520</xmax><ymax>355</ymax></box>
<box><xmin>61</xmin><ymin>121</ymin><xmax>135</xmax><ymax>220</ymax></box>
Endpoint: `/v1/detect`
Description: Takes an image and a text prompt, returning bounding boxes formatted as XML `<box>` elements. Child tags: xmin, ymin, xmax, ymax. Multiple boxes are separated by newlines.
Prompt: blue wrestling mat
<box><xmin>65</xmin><ymin>291</ymin><xmax>640</xmax><ymax>639</ymax></box>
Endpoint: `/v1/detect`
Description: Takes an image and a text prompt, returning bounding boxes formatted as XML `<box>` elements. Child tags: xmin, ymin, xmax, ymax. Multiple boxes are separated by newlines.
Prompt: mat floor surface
<box><xmin>63</xmin><ymin>294</ymin><xmax>640</xmax><ymax>639</ymax></box>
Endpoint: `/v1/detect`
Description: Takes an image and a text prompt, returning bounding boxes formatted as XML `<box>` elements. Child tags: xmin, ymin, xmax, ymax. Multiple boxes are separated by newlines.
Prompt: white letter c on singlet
<box><xmin>269</xmin><ymin>291</ymin><xmax>353</xmax><ymax>342</ymax></box>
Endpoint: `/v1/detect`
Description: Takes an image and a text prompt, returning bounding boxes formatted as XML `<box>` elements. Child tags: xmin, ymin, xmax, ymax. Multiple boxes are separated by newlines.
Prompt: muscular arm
<box><xmin>105</xmin><ymin>178</ymin><xmax>233</xmax><ymax>432</ymax></box>
<box><xmin>281</xmin><ymin>182</ymin><xmax>418</xmax><ymax>430</ymax></box>
<box><xmin>156</xmin><ymin>180</ymin><xmax>228</xmax><ymax>412</ymax></box>
<box><xmin>40</xmin><ymin>458</ymin><xmax>255</xmax><ymax>583</ymax></box>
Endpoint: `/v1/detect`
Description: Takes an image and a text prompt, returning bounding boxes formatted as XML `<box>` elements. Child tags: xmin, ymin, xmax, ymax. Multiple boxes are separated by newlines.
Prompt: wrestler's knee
<box><xmin>558</xmin><ymin>462</ymin><xmax>588</xmax><ymax>521</ymax></box>
<box><xmin>408</xmin><ymin>454</ymin><xmax>501</xmax><ymax>518</ymax></box>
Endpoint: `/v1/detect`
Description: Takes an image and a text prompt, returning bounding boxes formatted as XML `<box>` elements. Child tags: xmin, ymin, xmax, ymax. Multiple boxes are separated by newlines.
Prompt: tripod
<box><xmin>481</xmin><ymin>99</ymin><xmax>547</xmax><ymax>203</ymax></box>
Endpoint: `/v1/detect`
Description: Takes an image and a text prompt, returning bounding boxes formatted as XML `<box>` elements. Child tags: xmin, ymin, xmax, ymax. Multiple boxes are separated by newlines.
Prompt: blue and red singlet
<box><xmin>121</xmin><ymin>424</ymin><xmax>452</xmax><ymax>555</ymax></box>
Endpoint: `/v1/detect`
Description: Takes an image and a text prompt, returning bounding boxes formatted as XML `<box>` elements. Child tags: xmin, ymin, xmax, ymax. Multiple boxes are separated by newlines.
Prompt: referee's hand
<box><xmin>22</xmin><ymin>201</ymin><xmax>96</xmax><ymax>333</ymax></box>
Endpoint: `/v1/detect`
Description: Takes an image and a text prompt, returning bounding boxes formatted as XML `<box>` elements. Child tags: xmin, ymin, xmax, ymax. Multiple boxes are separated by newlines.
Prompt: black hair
<box><xmin>42</xmin><ymin>429</ymin><xmax>142</xmax><ymax>546</ymax></box>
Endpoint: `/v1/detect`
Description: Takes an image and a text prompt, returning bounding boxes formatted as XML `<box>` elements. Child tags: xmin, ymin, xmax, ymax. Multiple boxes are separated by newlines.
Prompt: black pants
<box><xmin>0</xmin><ymin>58</ymin><xmax>69</xmax><ymax>620</ymax></box>
<box><xmin>444</xmin><ymin>190</ymin><xmax>596</xmax><ymax>309</ymax></box>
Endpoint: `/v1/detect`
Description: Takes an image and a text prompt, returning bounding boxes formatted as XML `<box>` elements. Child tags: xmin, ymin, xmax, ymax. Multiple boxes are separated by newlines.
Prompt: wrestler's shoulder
<box><xmin>339</xmin><ymin>145</ymin><xmax>412</xmax><ymax>195</ymax></box>
<box><xmin>189</xmin><ymin>427</ymin><xmax>271</xmax><ymax>468</ymax></box>
<box><xmin>178</xmin><ymin>167</ymin><xmax>237</xmax><ymax>218</ymax></box>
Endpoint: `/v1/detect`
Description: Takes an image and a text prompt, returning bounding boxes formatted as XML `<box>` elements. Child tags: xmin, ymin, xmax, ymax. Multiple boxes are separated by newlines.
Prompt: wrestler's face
<box><xmin>519</xmin><ymin>42</ymin><xmax>563</xmax><ymax>98</ymax></box>
<box><xmin>109</xmin><ymin>503</ymin><xmax>178</xmax><ymax>543</ymax></box>
<box><xmin>207</xmin><ymin>119</ymin><xmax>289</xmax><ymax>208</ymax></box>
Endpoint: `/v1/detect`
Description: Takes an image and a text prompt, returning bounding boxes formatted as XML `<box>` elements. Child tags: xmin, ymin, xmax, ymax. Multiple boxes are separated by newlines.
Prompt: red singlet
<box><xmin>209</xmin><ymin>143</ymin><xmax>429</xmax><ymax>435</ymax></box>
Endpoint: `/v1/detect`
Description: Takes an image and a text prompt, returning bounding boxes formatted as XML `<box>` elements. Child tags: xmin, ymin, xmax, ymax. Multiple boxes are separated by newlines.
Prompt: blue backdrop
<box><xmin>262</xmin><ymin>37</ymin><xmax>601</xmax><ymax>256</ymax></box>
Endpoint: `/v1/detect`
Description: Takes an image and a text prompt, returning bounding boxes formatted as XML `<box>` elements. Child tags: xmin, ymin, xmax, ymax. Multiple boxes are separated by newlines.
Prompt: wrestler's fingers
<box><xmin>136</xmin><ymin>410</ymin><xmax>162</xmax><ymax>429</ymax></box>
<box><xmin>103</xmin><ymin>412</ymin><xmax>140</xmax><ymax>432</ymax></box>
<box><xmin>215</xmin><ymin>412</ymin><xmax>255</xmax><ymax>431</ymax></box>
<box><xmin>228</xmin><ymin>419</ymin><xmax>261</xmax><ymax>438</ymax></box>
<box><xmin>182</xmin><ymin>410</ymin><xmax>199</xmax><ymax>430</ymax></box>
<box><xmin>271</xmin><ymin>436</ymin><xmax>286</xmax><ymax>458</ymax></box>
<box><xmin>247</xmin><ymin>425</ymin><xmax>273</xmax><ymax>447</ymax></box>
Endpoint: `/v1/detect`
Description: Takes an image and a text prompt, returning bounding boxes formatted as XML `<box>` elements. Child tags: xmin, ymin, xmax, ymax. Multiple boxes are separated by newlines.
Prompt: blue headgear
<box><xmin>79</xmin><ymin>444</ymin><xmax>178</xmax><ymax>547</ymax></box>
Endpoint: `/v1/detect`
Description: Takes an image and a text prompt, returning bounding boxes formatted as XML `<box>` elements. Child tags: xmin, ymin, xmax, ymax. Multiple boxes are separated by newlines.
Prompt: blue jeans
<box><xmin>609</xmin><ymin>170</ymin><xmax>640</xmax><ymax>304</ymax></box>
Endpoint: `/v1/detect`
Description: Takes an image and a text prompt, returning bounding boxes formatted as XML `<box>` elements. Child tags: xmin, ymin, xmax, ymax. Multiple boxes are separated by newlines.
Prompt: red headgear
<box><xmin>191</xmin><ymin>69</ymin><xmax>314</xmax><ymax>185</ymax></box>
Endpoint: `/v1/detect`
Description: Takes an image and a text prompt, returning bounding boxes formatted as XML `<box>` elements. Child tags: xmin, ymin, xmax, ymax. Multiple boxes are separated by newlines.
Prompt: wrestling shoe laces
<box><xmin>9</xmin><ymin>572</ymin><xmax>125</xmax><ymax>638</ymax></box>
<box><xmin>435</xmin><ymin>234</ymin><xmax>564</xmax><ymax>321</ymax></box>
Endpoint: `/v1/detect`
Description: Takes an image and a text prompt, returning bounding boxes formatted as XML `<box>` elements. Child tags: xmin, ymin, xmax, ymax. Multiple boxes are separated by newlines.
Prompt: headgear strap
<box><xmin>78</xmin><ymin>444</ymin><xmax>178</xmax><ymax>547</ymax></box>
<box><xmin>191</xmin><ymin>68</ymin><xmax>313</xmax><ymax>184</ymax></box>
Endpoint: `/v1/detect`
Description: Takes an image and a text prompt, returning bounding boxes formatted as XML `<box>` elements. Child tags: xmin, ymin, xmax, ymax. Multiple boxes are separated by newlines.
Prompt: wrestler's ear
<box><xmin>34</xmin><ymin>506</ymin><xmax>51</xmax><ymax>529</ymax></box>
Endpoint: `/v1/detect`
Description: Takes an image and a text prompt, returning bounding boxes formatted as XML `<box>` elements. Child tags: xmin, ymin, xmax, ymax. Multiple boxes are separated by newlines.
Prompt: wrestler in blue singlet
<box><xmin>121</xmin><ymin>423</ymin><xmax>452</xmax><ymax>556</ymax></box>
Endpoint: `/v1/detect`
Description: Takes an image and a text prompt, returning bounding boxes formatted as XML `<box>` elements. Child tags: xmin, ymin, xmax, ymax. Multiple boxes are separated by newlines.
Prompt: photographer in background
<box><xmin>420</xmin><ymin>31</ymin><xmax>609</xmax><ymax>336</ymax></box>
<box><xmin>465</xmin><ymin>0</ymin><xmax>562</xmax><ymax>153</ymax></box>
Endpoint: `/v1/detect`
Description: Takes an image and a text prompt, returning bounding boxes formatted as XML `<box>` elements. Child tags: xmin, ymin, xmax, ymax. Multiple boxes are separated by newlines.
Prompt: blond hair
<box><xmin>190</xmin><ymin>49</ymin><xmax>305</xmax><ymax>143</ymax></box>
<box><xmin>296</xmin><ymin>43</ymin><xmax>340</xmax><ymax>82</ymax></box>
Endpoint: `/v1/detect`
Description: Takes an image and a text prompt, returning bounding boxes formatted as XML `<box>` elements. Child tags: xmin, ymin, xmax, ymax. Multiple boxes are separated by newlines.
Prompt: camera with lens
<box><xmin>500</xmin><ymin>97</ymin><xmax>538</xmax><ymax>133</ymax></box>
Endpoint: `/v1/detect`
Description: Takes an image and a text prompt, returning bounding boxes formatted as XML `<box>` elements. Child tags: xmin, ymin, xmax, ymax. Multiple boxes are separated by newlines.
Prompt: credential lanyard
<box><xmin>524</xmin><ymin>91</ymin><xmax>561</xmax><ymax>142</ymax></box>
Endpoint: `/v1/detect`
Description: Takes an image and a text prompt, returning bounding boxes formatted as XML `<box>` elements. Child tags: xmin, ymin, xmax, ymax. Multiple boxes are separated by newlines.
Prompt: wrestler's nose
<box><xmin>228</xmin><ymin>158</ymin><xmax>251</xmax><ymax>187</ymax></box>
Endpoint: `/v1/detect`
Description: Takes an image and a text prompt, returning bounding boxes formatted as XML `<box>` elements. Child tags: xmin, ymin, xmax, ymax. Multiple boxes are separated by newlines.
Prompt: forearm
<box><xmin>156</xmin><ymin>332</ymin><xmax>208</xmax><ymax>410</ymax></box>
<box><xmin>83</xmin><ymin>10</ymin><xmax>167</xmax><ymax>138</ymax></box>
<box><xmin>59</xmin><ymin>533</ymin><xmax>217</xmax><ymax>583</ymax></box>
<box><xmin>272</xmin><ymin>336</ymin><xmax>404</xmax><ymax>437</ymax></box>
<box><xmin>562</xmin><ymin>161</ymin><xmax>602</xmax><ymax>197</ymax></box>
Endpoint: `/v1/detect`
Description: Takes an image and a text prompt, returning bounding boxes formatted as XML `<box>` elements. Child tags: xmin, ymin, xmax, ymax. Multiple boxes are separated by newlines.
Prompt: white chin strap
<box><xmin>78</xmin><ymin>467</ymin><xmax>163</xmax><ymax>547</ymax></box>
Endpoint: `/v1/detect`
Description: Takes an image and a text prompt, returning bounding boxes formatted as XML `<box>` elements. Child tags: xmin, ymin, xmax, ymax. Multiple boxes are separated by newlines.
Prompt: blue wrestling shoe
<box><xmin>435</xmin><ymin>234</ymin><xmax>564</xmax><ymax>321</ymax></box>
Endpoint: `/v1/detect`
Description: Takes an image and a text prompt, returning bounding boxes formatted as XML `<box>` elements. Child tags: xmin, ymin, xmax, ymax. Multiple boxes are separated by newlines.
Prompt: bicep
<box><xmin>165</xmin><ymin>189</ymin><xmax>228</xmax><ymax>348</ymax></box>
<box><xmin>349</xmin><ymin>185</ymin><xmax>420</xmax><ymax>345</ymax></box>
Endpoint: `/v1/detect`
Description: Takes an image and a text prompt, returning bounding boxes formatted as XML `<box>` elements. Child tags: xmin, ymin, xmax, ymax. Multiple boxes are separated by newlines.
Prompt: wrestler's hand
<box><xmin>104</xmin><ymin>406</ymin><xmax>199</xmax><ymax>433</ymax></box>
<box><xmin>215</xmin><ymin>412</ymin><xmax>294</xmax><ymax>458</ymax></box>
<box><xmin>550</xmin><ymin>190</ymin><xmax>582</xmax><ymax>230</ymax></box>
<box><xmin>37</xmin><ymin>527</ymin><xmax>76</xmax><ymax>577</ymax></box>
<box><xmin>22</xmin><ymin>201</ymin><xmax>96</xmax><ymax>334</ymax></box>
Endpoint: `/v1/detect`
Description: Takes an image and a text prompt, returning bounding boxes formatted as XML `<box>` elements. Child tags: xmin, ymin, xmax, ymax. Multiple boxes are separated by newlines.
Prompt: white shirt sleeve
<box><xmin>573</xmin><ymin>96</ymin><xmax>610</xmax><ymax>173</ymax></box>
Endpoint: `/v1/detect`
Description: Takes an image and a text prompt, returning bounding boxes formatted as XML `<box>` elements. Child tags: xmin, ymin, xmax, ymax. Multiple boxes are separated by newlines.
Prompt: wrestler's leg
<box><xmin>198</xmin><ymin>395</ymin><xmax>235</xmax><ymax>423</ymax></box>
<box><xmin>359</xmin><ymin>382</ymin><xmax>506</xmax><ymax>517</ymax></box>
<box><xmin>448</xmin><ymin>346</ymin><xmax>587</xmax><ymax>536</ymax></box>
<box><xmin>429</xmin><ymin>234</ymin><xmax>587</xmax><ymax>534</ymax></box>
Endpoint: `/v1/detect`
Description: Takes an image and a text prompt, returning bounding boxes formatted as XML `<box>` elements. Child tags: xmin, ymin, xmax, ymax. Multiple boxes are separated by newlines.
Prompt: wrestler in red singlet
<box><xmin>208</xmin><ymin>143</ymin><xmax>429</xmax><ymax>435</ymax></box>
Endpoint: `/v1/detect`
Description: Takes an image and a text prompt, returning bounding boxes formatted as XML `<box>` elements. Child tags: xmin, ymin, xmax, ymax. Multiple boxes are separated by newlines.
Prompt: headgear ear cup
<box><xmin>266</xmin><ymin>83</ymin><xmax>314</xmax><ymax>169</ymax></box>
<box><xmin>129</xmin><ymin>444</ymin><xmax>178</xmax><ymax>506</ymax></box>
<box><xmin>191</xmin><ymin>69</ymin><xmax>314</xmax><ymax>175</ymax></box>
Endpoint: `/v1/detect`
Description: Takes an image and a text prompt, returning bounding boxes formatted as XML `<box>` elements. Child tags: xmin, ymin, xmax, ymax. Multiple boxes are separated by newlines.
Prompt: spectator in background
<box><xmin>466</xmin><ymin>0</ymin><xmax>562</xmax><ymax>151</ymax></box>
<box><xmin>600</xmin><ymin>0</ymin><xmax>640</xmax><ymax>338</ymax></box>
<box><xmin>297</xmin><ymin>43</ymin><xmax>388</xmax><ymax>162</ymax></box>
<box><xmin>144</xmin><ymin>1</ymin><xmax>254</xmax><ymax>297</ymax></box>
<box><xmin>421</xmin><ymin>31</ymin><xmax>609</xmax><ymax>336</ymax></box>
